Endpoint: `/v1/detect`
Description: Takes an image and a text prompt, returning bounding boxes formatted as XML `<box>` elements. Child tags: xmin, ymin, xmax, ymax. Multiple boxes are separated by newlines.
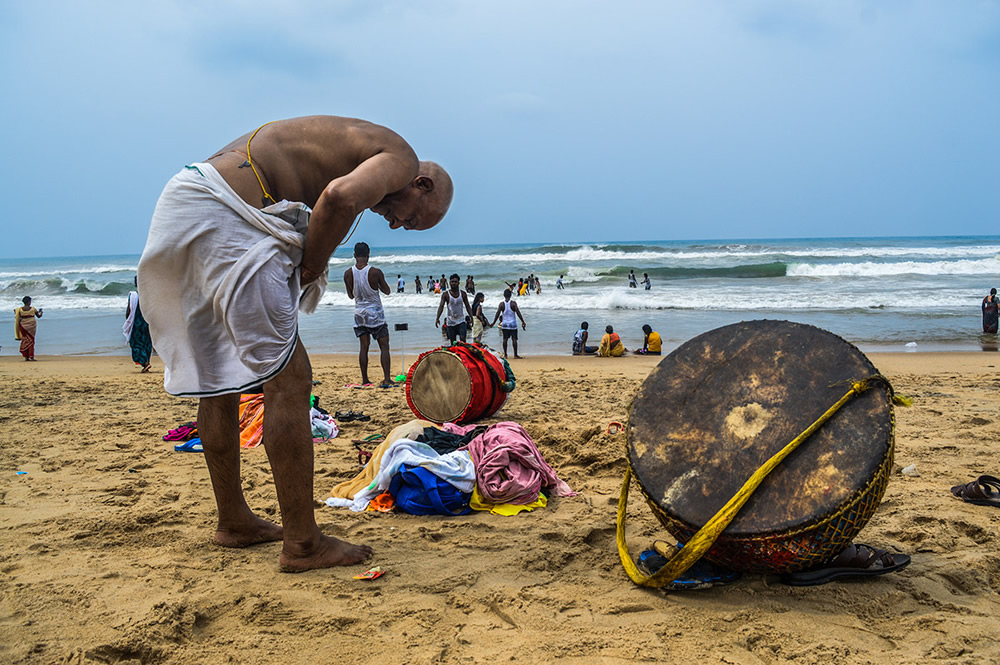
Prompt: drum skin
<box><xmin>627</xmin><ymin>320</ymin><xmax>894</xmax><ymax>574</ymax></box>
<box><xmin>406</xmin><ymin>344</ymin><xmax>508</xmax><ymax>424</ymax></box>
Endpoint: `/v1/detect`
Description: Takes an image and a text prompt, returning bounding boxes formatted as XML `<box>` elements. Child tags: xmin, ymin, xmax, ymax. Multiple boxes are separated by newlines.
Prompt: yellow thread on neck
<box><xmin>247</xmin><ymin>120</ymin><xmax>363</xmax><ymax>254</ymax></box>
<box><xmin>247</xmin><ymin>122</ymin><xmax>277</xmax><ymax>204</ymax></box>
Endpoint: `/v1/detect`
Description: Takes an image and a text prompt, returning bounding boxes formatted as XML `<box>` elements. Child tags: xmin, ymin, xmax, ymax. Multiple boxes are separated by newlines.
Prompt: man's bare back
<box><xmin>206</xmin><ymin>116</ymin><xmax>418</xmax><ymax>210</ymax></box>
<box><xmin>204</xmin><ymin>115</ymin><xmax>451</xmax><ymax>283</ymax></box>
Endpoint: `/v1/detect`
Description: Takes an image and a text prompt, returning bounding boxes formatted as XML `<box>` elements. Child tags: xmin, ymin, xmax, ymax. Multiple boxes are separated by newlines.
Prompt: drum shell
<box><xmin>405</xmin><ymin>344</ymin><xmax>508</xmax><ymax>424</ymax></box>
<box><xmin>627</xmin><ymin>320</ymin><xmax>895</xmax><ymax>574</ymax></box>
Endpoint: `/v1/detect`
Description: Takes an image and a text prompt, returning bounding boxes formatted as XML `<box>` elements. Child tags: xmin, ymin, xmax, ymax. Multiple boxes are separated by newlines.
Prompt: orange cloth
<box><xmin>238</xmin><ymin>394</ymin><xmax>265</xmax><ymax>448</ymax></box>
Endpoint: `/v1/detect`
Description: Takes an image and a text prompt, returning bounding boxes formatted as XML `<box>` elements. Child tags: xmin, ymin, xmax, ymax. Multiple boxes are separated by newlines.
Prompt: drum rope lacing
<box><xmin>617</xmin><ymin>375</ymin><xmax>910</xmax><ymax>588</ymax></box>
<box><xmin>446</xmin><ymin>341</ymin><xmax>516</xmax><ymax>392</ymax></box>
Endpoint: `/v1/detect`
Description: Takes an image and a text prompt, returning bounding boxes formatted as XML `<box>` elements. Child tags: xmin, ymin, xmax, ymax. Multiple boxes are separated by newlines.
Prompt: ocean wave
<box><xmin>788</xmin><ymin>257</ymin><xmax>1000</xmax><ymax>277</ymax></box>
<box><xmin>1</xmin><ymin>278</ymin><xmax>134</xmax><ymax>297</ymax></box>
<box><xmin>598</xmin><ymin>262</ymin><xmax>787</xmax><ymax>280</ymax></box>
<box><xmin>361</xmin><ymin>244</ymin><xmax>1000</xmax><ymax>268</ymax></box>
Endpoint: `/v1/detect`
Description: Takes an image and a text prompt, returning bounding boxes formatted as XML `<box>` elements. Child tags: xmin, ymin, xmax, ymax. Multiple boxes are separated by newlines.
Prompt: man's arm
<box><xmin>490</xmin><ymin>303</ymin><xmax>503</xmax><ymax>327</ymax></box>
<box><xmin>344</xmin><ymin>268</ymin><xmax>355</xmax><ymax>299</ymax></box>
<box><xmin>435</xmin><ymin>292</ymin><xmax>448</xmax><ymax>327</ymax></box>
<box><xmin>301</xmin><ymin>152</ymin><xmax>418</xmax><ymax>282</ymax></box>
<box><xmin>513</xmin><ymin>302</ymin><xmax>527</xmax><ymax>329</ymax></box>
<box><xmin>462</xmin><ymin>292</ymin><xmax>474</xmax><ymax>319</ymax></box>
<box><xmin>371</xmin><ymin>267</ymin><xmax>390</xmax><ymax>295</ymax></box>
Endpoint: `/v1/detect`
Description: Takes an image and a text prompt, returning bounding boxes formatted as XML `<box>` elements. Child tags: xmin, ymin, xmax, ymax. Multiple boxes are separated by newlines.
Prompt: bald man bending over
<box><xmin>138</xmin><ymin>116</ymin><xmax>453</xmax><ymax>571</ymax></box>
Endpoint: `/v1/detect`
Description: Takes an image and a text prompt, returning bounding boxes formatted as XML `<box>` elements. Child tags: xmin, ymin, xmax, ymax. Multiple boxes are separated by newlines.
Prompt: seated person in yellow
<box><xmin>636</xmin><ymin>324</ymin><xmax>661</xmax><ymax>355</ymax></box>
<box><xmin>598</xmin><ymin>325</ymin><xmax>626</xmax><ymax>357</ymax></box>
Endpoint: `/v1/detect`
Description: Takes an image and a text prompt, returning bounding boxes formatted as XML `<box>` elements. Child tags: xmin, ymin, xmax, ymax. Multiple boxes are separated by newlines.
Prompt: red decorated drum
<box><xmin>405</xmin><ymin>343</ymin><xmax>513</xmax><ymax>424</ymax></box>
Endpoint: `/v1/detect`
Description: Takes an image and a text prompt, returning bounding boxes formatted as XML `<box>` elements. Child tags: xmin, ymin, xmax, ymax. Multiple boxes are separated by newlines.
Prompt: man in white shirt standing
<box><xmin>345</xmin><ymin>242</ymin><xmax>393</xmax><ymax>387</ymax></box>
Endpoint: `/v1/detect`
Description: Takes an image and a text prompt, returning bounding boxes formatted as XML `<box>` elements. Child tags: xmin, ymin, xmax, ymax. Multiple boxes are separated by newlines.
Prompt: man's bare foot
<box><xmin>279</xmin><ymin>534</ymin><xmax>373</xmax><ymax>572</ymax></box>
<box><xmin>513</xmin><ymin>355</ymin><xmax>523</xmax><ymax>359</ymax></box>
<box><xmin>214</xmin><ymin>515</ymin><xmax>284</xmax><ymax>548</ymax></box>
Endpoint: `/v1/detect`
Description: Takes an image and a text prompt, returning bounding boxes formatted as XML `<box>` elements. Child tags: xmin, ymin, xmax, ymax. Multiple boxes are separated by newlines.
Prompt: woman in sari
<box><xmin>598</xmin><ymin>325</ymin><xmax>625</xmax><ymax>357</ymax></box>
<box><xmin>470</xmin><ymin>292</ymin><xmax>491</xmax><ymax>344</ymax></box>
<box><xmin>14</xmin><ymin>296</ymin><xmax>43</xmax><ymax>361</ymax></box>
<box><xmin>124</xmin><ymin>278</ymin><xmax>153</xmax><ymax>372</ymax></box>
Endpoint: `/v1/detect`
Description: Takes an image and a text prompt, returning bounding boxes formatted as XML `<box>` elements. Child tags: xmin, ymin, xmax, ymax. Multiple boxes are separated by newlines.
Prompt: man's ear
<box><xmin>413</xmin><ymin>175</ymin><xmax>435</xmax><ymax>192</ymax></box>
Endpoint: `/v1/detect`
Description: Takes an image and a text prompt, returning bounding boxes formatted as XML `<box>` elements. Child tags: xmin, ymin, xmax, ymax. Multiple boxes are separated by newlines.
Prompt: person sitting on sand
<box><xmin>635</xmin><ymin>324</ymin><xmax>662</xmax><ymax>355</ymax></box>
<box><xmin>436</xmin><ymin>273</ymin><xmax>474</xmax><ymax>344</ymax></box>
<box><xmin>983</xmin><ymin>288</ymin><xmax>999</xmax><ymax>334</ymax></box>
<box><xmin>598</xmin><ymin>325</ymin><xmax>626</xmax><ymax>357</ymax></box>
<box><xmin>137</xmin><ymin>115</ymin><xmax>452</xmax><ymax>572</ymax></box>
<box><xmin>492</xmin><ymin>289</ymin><xmax>526</xmax><ymax>359</ymax></box>
<box><xmin>14</xmin><ymin>296</ymin><xmax>43</xmax><ymax>361</ymax></box>
<box><xmin>572</xmin><ymin>321</ymin><xmax>597</xmax><ymax>355</ymax></box>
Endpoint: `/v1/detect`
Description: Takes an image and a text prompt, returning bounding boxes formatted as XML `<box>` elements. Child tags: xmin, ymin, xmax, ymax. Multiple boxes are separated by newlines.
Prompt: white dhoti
<box><xmin>138</xmin><ymin>163</ymin><xmax>327</xmax><ymax>397</ymax></box>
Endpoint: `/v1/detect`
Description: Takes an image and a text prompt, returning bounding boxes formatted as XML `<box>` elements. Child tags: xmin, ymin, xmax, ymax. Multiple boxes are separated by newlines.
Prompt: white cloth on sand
<box><xmin>325</xmin><ymin>439</ymin><xmax>476</xmax><ymax>512</ymax></box>
<box><xmin>138</xmin><ymin>162</ymin><xmax>328</xmax><ymax>397</ymax></box>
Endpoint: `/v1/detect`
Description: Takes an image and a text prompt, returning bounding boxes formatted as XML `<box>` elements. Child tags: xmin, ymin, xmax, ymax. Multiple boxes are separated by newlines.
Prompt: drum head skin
<box><xmin>409</xmin><ymin>350</ymin><xmax>472</xmax><ymax>423</ymax></box>
<box><xmin>627</xmin><ymin>320</ymin><xmax>892</xmax><ymax>536</ymax></box>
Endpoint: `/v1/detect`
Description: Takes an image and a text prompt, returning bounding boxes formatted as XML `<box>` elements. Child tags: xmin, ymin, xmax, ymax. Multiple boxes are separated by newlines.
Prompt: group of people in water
<box><xmin>572</xmin><ymin>321</ymin><xmax>661</xmax><ymax>357</ymax></box>
<box><xmin>398</xmin><ymin>274</ymin><xmax>480</xmax><ymax>296</ymax></box>
<box><xmin>627</xmin><ymin>269</ymin><xmax>652</xmax><ymax>290</ymax></box>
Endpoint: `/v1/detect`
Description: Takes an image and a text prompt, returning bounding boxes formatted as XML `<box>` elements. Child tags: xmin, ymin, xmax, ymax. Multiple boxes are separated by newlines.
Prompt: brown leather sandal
<box><xmin>951</xmin><ymin>475</ymin><xmax>1000</xmax><ymax>507</ymax></box>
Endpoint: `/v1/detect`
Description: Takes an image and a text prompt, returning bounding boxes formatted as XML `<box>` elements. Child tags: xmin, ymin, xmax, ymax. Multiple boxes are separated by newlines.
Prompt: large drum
<box><xmin>405</xmin><ymin>342</ymin><xmax>515</xmax><ymax>424</ymax></box>
<box><xmin>627</xmin><ymin>320</ymin><xmax>895</xmax><ymax>574</ymax></box>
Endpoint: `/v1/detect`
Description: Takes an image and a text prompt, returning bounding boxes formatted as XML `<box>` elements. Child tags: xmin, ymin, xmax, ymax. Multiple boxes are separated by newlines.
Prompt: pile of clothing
<box><xmin>163</xmin><ymin>394</ymin><xmax>338</xmax><ymax>450</ymax></box>
<box><xmin>326</xmin><ymin>420</ymin><xmax>576</xmax><ymax>516</ymax></box>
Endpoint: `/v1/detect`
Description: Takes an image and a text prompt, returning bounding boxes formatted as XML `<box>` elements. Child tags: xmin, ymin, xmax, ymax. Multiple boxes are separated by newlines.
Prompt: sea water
<box><xmin>2</xmin><ymin>236</ymin><xmax>999</xmax><ymax>358</ymax></box>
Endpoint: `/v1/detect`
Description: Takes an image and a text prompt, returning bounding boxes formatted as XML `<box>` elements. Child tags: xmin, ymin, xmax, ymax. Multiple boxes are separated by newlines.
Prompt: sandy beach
<box><xmin>2</xmin><ymin>350</ymin><xmax>999</xmax><ymax>664</ymax></box>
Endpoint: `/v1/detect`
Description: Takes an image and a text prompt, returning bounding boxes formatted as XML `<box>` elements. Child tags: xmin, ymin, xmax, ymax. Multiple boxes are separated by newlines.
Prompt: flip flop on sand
<box><xmin>779</xmin><ymin>543</ymin><xmax>910</xmax><ymax>586</ymax></box>
<box><xmin>174</xmin><ymin>438</ymin><xmax>204</xmax><ymax>453</ymax></box>
<box><xmin>951</xmin><ymin>475</ymin><xmax>1000</xmax><ymax>507</ymax></box>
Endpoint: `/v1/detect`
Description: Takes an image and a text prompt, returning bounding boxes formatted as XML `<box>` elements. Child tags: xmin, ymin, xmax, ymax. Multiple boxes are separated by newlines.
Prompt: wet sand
<box><xmin>1</xmin><ymin>351</ymin><xmax>999</xmax><ymax>664</ymax></box>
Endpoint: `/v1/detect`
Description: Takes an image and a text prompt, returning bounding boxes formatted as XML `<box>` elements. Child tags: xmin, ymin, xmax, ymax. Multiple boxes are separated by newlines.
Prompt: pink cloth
<box><xmin>445</xmin><ymin>421</ymin><xmax>577</xmax><ymax>504</ymax></box>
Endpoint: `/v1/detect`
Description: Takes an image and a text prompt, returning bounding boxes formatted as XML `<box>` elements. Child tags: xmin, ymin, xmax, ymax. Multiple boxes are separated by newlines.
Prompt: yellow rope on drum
<box><xmin>616</xmin><ymin>375</ymin><xmax>910</xmax><ymax>588</ymax></box>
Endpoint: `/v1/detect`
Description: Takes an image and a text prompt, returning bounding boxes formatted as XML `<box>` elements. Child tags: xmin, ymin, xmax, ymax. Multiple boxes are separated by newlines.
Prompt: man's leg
<box><xmin>199</xmin><ymin>393</ymin><xmax>283</xmax><ymax>547</ymax></box>
<box><xmin>501</xmin><ymin>331</ymin><xmax>509</xmax><ymax>358</ymax></box>
<box><xmin>263</xmin><ymin>339</ymin><xmax>372</xmax><ymax>571</ymax></box>
<box><xmin>512</xmin><ymin>331</ymin><xmax>522</xmax><ymax>359</ymax></box>
<box><xmin>358</xmin><ymin>333</ymin><xmax>371</xmax><ymax>384</ymax></box>
<box><xmin>375</xmin><ymin>332</ymin><xmax>392</xmax><ymax>385</ymax></box>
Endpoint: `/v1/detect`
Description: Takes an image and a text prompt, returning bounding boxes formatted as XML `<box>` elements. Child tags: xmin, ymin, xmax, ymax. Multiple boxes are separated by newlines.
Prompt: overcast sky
<box><xmin>2</xmin><ymin>1</ymin><xmax>998</xmax><ymax>258</ymax></box>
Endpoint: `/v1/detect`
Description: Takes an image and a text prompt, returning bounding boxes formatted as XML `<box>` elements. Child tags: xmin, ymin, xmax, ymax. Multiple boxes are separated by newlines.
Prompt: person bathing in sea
<box><xmin>436</xmin><ymin>273</ymin><xmax>474</xmax><ymax>344</ymax></box>
<box><xmin>492</xmin><ymin>289</ymin><xmax>527</xmax><ymax>359</ymax></box>
<box><xmin>983</xmin><ymin>287</ymin><xmax>999</xmax><ymax>334</ymax></box>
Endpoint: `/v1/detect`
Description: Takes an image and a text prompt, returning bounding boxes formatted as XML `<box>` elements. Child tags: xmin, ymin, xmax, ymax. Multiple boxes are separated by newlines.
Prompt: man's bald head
<box><xmin>373</xmin><ymin>160</ymin><xmax>454</xmax><ymax>231</ymax></box>
<box><xmin>417</xmin><ymin>160</ymin><xmax>453</xmax><ymax>226</ymax></box>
